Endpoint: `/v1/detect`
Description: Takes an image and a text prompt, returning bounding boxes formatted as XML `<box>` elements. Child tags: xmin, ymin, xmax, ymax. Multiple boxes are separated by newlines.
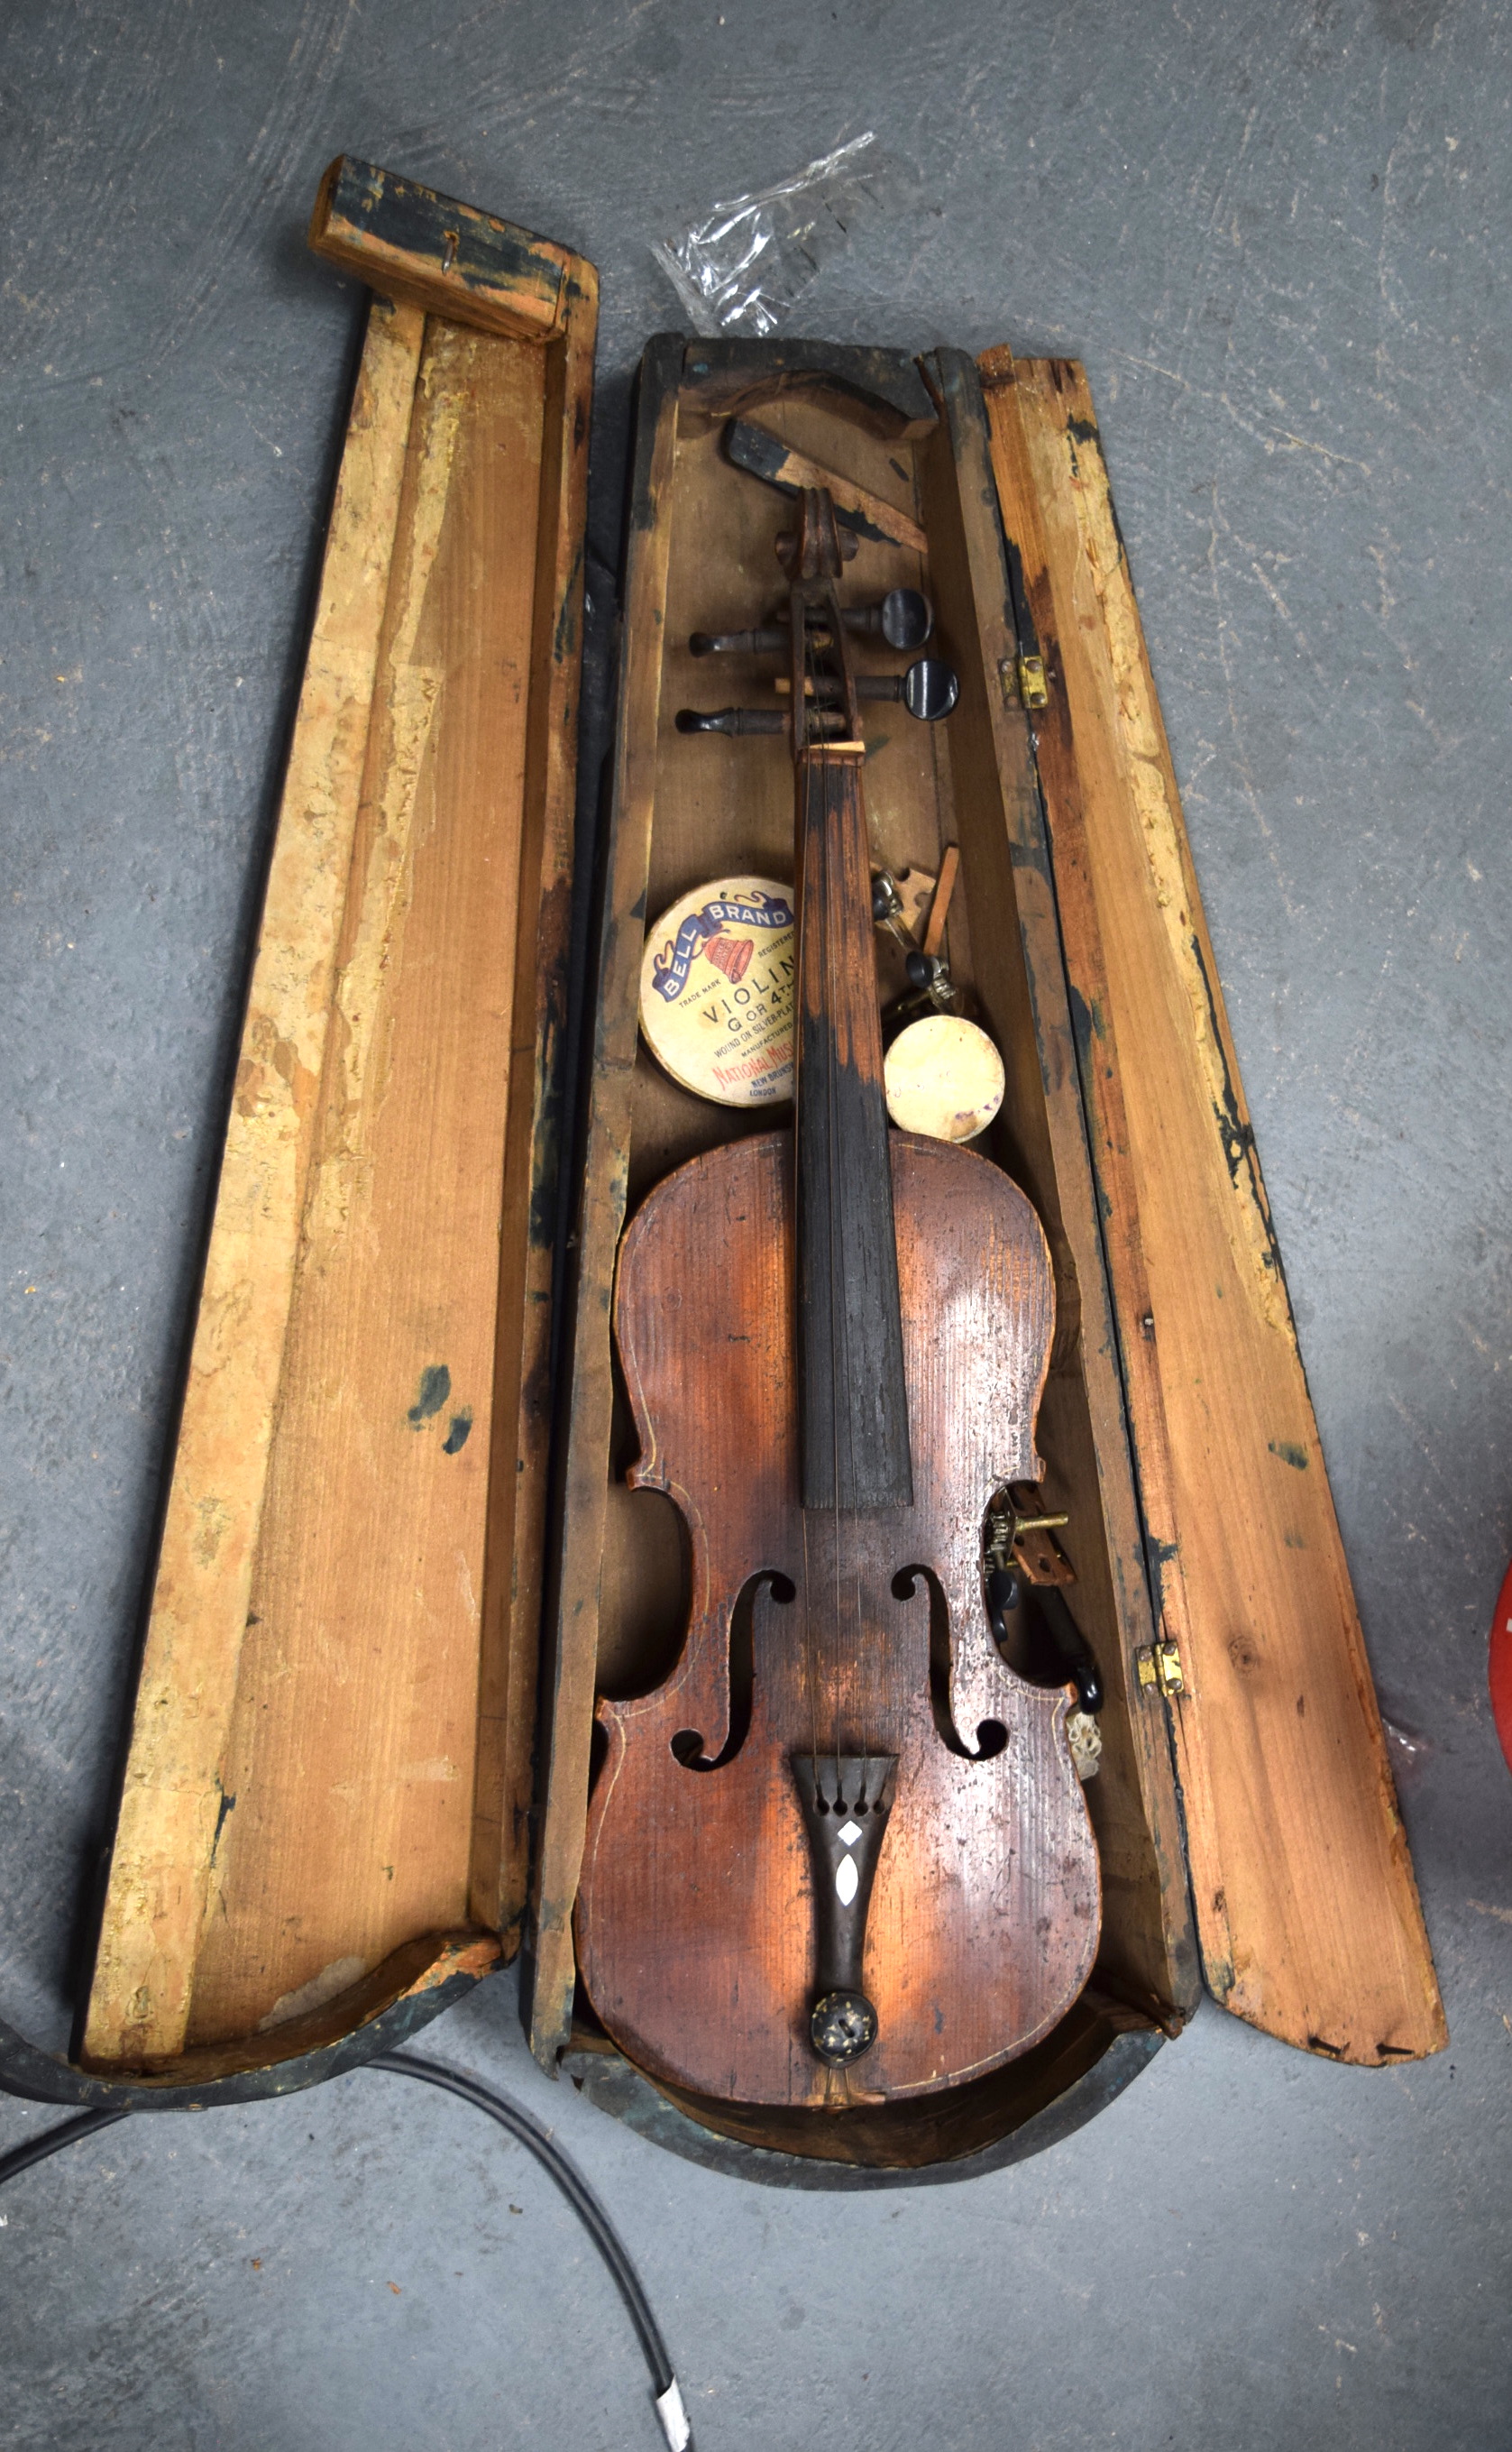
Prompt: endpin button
<box><xmin>811</xmin><ymin>1989</ymin><xmax>879</xmax><ymax>2066</ymax></box>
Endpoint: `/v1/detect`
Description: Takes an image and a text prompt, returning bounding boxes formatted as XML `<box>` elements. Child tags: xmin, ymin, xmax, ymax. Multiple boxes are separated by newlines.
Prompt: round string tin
<box><xmin>639</xmin><ymin>875</ymin><xmax>796</xmax><ymax>1107</ymax></box>
<box><xmin>884</xmin><ymin>1014</ymin><xmax>1005</xmax><ymax>1143</ymax></box>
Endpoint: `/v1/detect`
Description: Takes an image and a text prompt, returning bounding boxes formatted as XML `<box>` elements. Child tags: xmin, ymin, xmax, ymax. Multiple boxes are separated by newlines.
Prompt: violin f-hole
<box><xmin>669</xmin><ymin>1568</ymin><xmax>793</xmax><ymax>1770</ymax></box>
<box><xmin>893</xmin><ymin>1564</ymin><xmax>1010</xmax><ymax>1761</ymax></box>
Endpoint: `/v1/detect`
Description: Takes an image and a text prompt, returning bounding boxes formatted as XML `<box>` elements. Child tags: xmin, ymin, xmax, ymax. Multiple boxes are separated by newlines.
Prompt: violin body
<box><xmin>576</xmin><ymin>478</ymin><xmax>1101</xmax><ymax>2112</ymax></box>
<box><xmin>576</xmin><ymin>1128</ymin><xmax>1101</xmax><ymax>2108</ymax></box>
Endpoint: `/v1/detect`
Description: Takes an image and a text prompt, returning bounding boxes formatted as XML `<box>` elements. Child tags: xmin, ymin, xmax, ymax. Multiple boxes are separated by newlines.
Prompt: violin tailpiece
<box><xmin>791</xmin><ymin>1753</ymin><xmax>899</xmax><ymax>2070</ymax></box>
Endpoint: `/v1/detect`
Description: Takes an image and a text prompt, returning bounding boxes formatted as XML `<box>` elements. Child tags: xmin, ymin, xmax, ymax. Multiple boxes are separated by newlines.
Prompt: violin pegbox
<box><xmin>677</xmin><ymin>464</ymin><xmax>958</xmax><ymax>747</ymax></box>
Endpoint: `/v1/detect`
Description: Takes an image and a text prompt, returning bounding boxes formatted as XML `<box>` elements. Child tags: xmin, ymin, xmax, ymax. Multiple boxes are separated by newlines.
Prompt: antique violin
<box><xmin>574</xmin><ymin>473</ymin><xmax>1100</xmax><ymax>2110</ymax></box>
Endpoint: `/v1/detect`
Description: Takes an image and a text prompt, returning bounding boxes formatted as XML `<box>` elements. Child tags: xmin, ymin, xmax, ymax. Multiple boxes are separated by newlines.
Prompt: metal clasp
<box><xmin>1137</xmin><ymin>1638</ymin><xmax>1186</xmax><ymax>1697</ymax></box>
<box><xmin>999</xmin><ymin>655</ymin><xmax>1049</xmax><ymax>712</ymax></box>
<box><xmin>1017</xmin><ymin>655</ymin><xmax>1049</xmax><ymax>710</ymax></box>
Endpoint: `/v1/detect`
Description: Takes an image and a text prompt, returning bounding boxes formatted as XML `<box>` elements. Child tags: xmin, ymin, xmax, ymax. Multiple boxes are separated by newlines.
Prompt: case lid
<box><xmin>73</xmin><ymin>167</ymin><xmax>596</xmax><ymax>2094</ymax></box>
<box><xmin>980</xmin><ymin>346</ymin><xmax>1444</xmax><ymax>2066</ymax></box>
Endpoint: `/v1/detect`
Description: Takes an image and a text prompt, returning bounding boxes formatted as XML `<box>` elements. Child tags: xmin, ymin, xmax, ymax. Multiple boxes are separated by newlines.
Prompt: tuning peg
<box><xmin>689</xmin><ymin>627</ymin><xmax>790</xmax><ymax>657</ymax></box>
<box><xmin>841</xmin><ymin>589</ymin><xmax>934</xmax><ymax>652</ymax></box>
<box><xmin>683</xmin><ymin>659</ymin><xmax>956</xmax><ymax>737</ymax></box>
<box><xmin>904</xmin><ymin>950</ymin><xmax>955</xmax><ymax>1002</ymax></box>
<box><xmin>855</xmin><ymin>657</ymin><xmax>959</xmax><ymax>721</ymax></box>
<box><xmin>882</xmin><ymin>947</ymin><xmax>961</xmax><ymax>1042</ymax></box>
<box><xmin>690</xmin><ymin>592</ymin><xmax>932</xmax><ymax>657</ymax></box>
<box><xmin>904</xmin><ymin>657</ymin><xmax>958</xmax><ymax>720</ymax></box>
<box><xmin>871</xmin><ymin>870</ymin><xmax>918</xmax><ymax>958</ymax></box>
<box><xmin>675</xmin><ymin>706</ymin><xmax>788</xmax><ymax>736</ymax></box>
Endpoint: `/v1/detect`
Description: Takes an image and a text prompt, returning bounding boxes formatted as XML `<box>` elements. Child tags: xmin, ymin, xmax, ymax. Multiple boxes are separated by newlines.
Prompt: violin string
<box><xmin>802</xmin><ymin>1502</ymin><xmax>820</xmax><ymax>1788</ymax></box>
<box><xmin>838</xmin><ymin>733</ymin><xmax>870</xmax><ymax>1802</ymax></box>
<box><xmin>821</xmin><ymin>733</ymin><xmax>846</xmax><ymax>1814</ymax></box>
<box><xmin>804</xmin><ymin>598</ymin><xmax>885</xmax><ymax>1820</ymax></box>
<box><xmin>803</xmin><ymin>701</ymin><xmax>813</xmax><ymax>1795</ymax></box>
<box><xmin>800</xmin><ymin>673</ymin><xmax>820</xmax><ymax>1793</ymax></box>
<box><xmin>800</xmin><ymin>608</ymin><xmax>835</xmax><ymax>1808</ymax></box>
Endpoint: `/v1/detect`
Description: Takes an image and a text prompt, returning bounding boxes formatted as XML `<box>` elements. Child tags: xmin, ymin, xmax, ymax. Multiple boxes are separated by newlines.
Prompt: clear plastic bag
<box><xmin>651</xmin><ymin>133</ymin><xmax>914</xmax><ymax>340</ymax></box>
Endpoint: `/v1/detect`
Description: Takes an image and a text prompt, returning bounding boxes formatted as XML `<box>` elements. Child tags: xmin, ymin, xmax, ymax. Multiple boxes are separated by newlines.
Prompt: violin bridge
<box><xmin>791</xmin><ymin>1753</ymin><xmax>898</xmax><ymax>2074</ymax></box>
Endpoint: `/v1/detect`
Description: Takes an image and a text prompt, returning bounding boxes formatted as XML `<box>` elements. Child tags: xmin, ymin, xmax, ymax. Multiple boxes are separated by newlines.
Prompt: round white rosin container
<box><xmin>884</xmin><ymin>1014</ymin><xmax>1005</xmax><ymax>1142</ymax></box>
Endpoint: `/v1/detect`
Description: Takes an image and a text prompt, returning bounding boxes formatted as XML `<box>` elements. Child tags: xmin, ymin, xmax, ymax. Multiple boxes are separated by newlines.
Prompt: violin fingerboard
<box><xmin>794</xmin><ymin>745</ymin><xmax>913</xmax><ymax>1511</ymax></box>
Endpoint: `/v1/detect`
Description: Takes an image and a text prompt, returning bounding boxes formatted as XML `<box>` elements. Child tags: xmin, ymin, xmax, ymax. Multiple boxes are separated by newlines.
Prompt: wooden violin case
<box><xmin>526</xmin><ymin>334</ymin><xmax>1444</xmax><ymax>2182</ymax></box>
<box><xmin>0</xmin><ymin>163</ymin><xmax>1443</xmax><ymax>2178</ymax></box>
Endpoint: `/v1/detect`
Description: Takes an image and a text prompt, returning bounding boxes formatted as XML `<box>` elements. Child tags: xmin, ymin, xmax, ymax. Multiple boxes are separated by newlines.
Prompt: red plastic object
<box><xmin>1489</xmin><ymin>1558</ymin><xmax>1512</xmax><ymax>1773</ymax></box>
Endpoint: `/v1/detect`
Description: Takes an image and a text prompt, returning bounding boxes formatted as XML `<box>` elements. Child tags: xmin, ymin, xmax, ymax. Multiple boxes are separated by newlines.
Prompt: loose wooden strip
<box><xmin>983</xmin><ymin>349</ymin><xmax>1445</xmax><ymax>2062</ymax></box>
<box><xmin>81</xmin><ymin>300</ymin><xmax>426</xmax><ymax>2069</ymax></box>
<box><xmin>470</xmin><ymin>262</ymin><xmax>599</xmax><ymax>1946</ymax></box>
<box><xmin>525</xmin><ymin>336</ymin><xmax>686</xmax><ymax>2070</ymax></box>
<box><xmin>725</xmin><ymin>418</ymin><xmax>929</xmax><ymax>554</ymax></box>
<box><xmin>921</xmin><ymin>842</ymin><xmax>960</xmax><ymax>959</ymax></box>
<box><xmin>309</xmin><ymin>157</ymin><xmax>573</xmax><ymax>344</ymax></box>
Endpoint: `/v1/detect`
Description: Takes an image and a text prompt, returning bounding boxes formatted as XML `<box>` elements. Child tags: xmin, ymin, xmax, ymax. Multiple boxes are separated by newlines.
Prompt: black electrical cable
<box><xmin>370</xmin><ymin>2051</ymin><xmax>690</xmax><ymax>2445</ymax></box>
<box><xmin>0</xmin><ymin>2053</ymin><xmax>692</xmax><ymax>2451</ymax></box>
<box><xmin>0</xmin><ymin>2103</ymin><xmax>130</xmax><ymax>2187</ymax></box>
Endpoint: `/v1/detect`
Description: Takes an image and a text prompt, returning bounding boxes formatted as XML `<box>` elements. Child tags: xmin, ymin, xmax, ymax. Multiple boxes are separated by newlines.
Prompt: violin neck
<box><xmin>794</xmin><ymin>742</ymin><xmax>913</xmax><ymax>1512</ymax></box>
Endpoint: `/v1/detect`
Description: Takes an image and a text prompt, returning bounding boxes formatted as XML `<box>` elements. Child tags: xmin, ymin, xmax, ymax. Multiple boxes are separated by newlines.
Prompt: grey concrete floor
<box><xmin>2</xmin><ymin>1</ymin><xmax>1509</xmax><ymax>2445</ymax></box>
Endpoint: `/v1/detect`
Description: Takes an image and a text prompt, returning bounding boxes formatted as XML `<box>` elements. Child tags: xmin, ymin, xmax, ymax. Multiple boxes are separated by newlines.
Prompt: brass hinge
<box><xmin>999</xmin><ymin>654</ymin><xmax>1049</xmax><ymax>712</ymax></box>
<box><xmin>1137</xmin><ymin>1638</ymin><xmax>1186</xmax><ymax>1697</ymax></box>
